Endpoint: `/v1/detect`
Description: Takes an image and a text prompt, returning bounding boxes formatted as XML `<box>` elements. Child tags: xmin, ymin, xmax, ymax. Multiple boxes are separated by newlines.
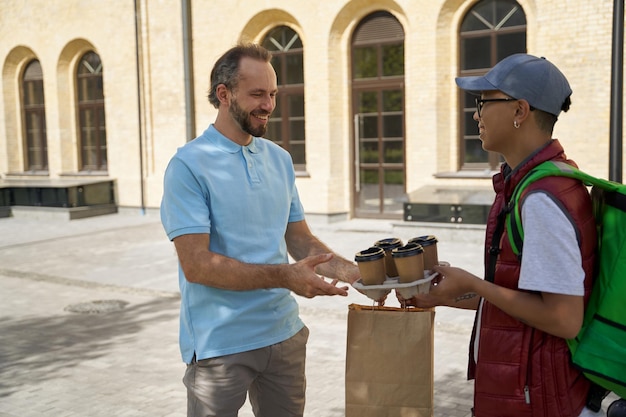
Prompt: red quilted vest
<box><xmin>469</xmin><ymin>140</ymin><xmax>596</xmax><ymax>417</ymax></box>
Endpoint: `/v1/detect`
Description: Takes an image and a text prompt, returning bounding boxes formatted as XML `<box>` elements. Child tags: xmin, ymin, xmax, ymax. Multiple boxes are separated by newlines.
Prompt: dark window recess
<box><xmin>77</xmin><ymin>51</ymin><xmax>108</xmax><ymax>172</ymax></box>
<box><xmin>458</xmin><ymin>0</ymin><xmax>526</xmax><ymax>171</ymax></box>
<box><xmin>22</xmin><ymin>59</ymin><xmax>48</xmax><ymax>172</ymax></box>
<box><xmin>262</xmin><ymin>26</ymin><xmax>306</xmax><ymax>171</ymax></box>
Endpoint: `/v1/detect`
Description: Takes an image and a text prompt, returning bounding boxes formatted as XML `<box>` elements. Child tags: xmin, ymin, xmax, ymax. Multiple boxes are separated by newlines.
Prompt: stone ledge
<box><xmin>7</xmin><ymin>204</ymin><xmax>118</xmax><ymax>220</ymax></box>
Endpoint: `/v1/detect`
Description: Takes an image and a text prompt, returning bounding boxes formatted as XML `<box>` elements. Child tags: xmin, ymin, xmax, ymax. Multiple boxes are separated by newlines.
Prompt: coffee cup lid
<box><xmin>373</xmin><ymin>237</ymin><xmax>403</xmax><ymax>250</ymax></box>
<box><xmin>408</xmin><ymin>235</ymin><xmax>438</xmax><ymax>246</ymax></box>
<box><xmin>391</xmin><ymin>242</ymin><xmax>424</xmax><ymax>258</ymax></box>
<box><xmin>355</xmin><ymin>246</ymin><xmax>385</xmax><ymax>262</ymax></box>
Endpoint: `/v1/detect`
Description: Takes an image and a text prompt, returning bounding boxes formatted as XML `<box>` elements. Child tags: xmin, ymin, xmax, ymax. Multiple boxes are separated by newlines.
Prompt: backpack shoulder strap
<box><xmin>506</xmin><ymin>161</ymin><xmax>620</xmax><ymax>257</ymax></box>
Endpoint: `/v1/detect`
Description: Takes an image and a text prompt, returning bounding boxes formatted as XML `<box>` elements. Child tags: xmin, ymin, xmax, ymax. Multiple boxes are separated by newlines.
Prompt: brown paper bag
<box><xmin>345</xmin><ymin>304</ymin><xmax>434</xmax><ymax>417</ymax></box>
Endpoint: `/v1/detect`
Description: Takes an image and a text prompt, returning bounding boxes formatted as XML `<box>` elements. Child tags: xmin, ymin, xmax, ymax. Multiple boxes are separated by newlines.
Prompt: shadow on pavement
<box><xmin>0</xmin><ymin>296</ymin><xmax>179</xmax><ymax>398</ymax></box>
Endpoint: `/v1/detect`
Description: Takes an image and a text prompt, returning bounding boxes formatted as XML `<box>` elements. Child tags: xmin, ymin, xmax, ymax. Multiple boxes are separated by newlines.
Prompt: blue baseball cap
<box><xmin>455</xmin><ymin>53</ymin><xmax>572</xmax><ymax>116</ymax></box>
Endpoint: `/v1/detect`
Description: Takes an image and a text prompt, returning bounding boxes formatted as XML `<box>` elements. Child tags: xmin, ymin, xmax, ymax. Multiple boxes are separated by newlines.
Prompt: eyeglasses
<box><xmin>475</xmin><ymin>97</ymin><xmax>517</xmax><ymax>118</ymax></box>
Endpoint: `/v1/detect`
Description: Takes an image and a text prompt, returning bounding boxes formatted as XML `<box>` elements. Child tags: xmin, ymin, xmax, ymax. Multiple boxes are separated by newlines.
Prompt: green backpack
<box><xmin>505</xmin><ymin>160</ymin><xmax>626</xmax><ymax>399</ymax></box>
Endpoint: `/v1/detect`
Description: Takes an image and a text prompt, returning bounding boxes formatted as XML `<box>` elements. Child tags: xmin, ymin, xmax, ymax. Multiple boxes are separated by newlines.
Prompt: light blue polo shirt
<box><xmin>160</xmin><ymin>125</ymin><xmax>306</xmax><ymax>363</ymax></box>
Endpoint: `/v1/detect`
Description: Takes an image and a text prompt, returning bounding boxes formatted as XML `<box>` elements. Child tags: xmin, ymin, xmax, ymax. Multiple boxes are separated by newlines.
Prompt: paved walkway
<box><xmin>0</xmin><ymin>210</ymin><xmax>618</xmax><ymax>416</ymax></box>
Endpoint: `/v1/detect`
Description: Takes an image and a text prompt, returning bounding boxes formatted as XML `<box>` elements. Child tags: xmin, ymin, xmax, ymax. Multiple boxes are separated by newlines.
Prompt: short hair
<box><xmin>534</xmin><ymin>96</ymin><xmax>572</xmax><ymax>134</ymax></box>
<box><xmin>207</xmin><ymin>43</ymin><xmax>273</xmax><ymax>109</ymax></box>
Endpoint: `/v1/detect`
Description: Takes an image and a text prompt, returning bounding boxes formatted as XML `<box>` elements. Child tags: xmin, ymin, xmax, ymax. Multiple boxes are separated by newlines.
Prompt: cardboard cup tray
<box><xmin>352</xmin><ymin>270</ymin><xmax>438</xmax><ymax>301</ymax></box>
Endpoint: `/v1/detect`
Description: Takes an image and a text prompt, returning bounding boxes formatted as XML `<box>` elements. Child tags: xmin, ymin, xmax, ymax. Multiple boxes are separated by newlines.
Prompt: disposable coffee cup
<box><xmin>373</xmin><ymin>237</ymin><xmax>403</xmax><ymax>277</ymax></box>
<box><xmin>354</xmin><ymin>247</ymin><xmax>386</xmax><ymax>285</ymax></box>
<box><xmin>392</xmin><ymin>243</ymin><xmax>425</xmax><ymax>283</ymax></box>
<box><xmin>408</xmin><ymin>235</ymin><xmax>439</xmax><ymax>271</ymax></box>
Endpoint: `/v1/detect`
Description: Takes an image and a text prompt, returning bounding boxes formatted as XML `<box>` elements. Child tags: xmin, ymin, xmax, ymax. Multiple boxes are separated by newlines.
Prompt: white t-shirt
<box><xmin>518</xmin><ymin>191</ymin><xmax>584</xmax><ymax>295</ymax></box>
<box><xmin>475</xmin><ymin>192</ymin><xmax>603</xmax><ymax>417</ymax></box>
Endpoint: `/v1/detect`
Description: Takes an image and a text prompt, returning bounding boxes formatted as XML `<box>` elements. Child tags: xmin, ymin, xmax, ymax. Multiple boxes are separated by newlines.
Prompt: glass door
<box><xmin>354</xmin><ymin>88</ymin><xmax>405</xmax><ymax>218</ymax></box>
<box><xmin>351</xmin><ymin>11</ymin><xmax>405</xmax><ymax>218</ymax></box>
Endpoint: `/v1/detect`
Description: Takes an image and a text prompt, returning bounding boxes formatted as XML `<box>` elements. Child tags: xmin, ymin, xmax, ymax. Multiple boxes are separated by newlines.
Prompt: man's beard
<box><xmin>229</xmin><ymin>99</ymin><xmax>268</xmax><ymax>138</ymax></box>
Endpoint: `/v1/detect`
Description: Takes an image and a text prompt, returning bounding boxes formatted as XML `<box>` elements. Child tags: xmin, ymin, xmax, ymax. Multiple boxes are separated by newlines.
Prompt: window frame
<box><xmin>76</xmin><ymin>51</ymin><xmax>108</xmax><ymax>172</ymax></box>
<box><xmin>351</xmin><ymin>11</ymin><xmax>406</xmax><ymax>218</ymax></box>
<box><xmin>458</xmin><ymin>0</ymin><xmax>527</xmax><ymax>171</ymax></box>
<box><xmin>21</xmin><ymin>59</ymin><xmax>48</xmax><ymax>172</ymax></box>
<box><xmin>262</xmin><ymin>26</ymin><xmax>306</xmax><ymax>173</ymax></box>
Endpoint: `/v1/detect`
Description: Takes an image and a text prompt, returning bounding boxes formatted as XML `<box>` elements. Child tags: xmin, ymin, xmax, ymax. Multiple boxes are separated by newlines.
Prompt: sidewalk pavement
<box><xmin>0</xmin><ymin>210</ymin><xmax>618</xmax><ymax>416</ymax></box>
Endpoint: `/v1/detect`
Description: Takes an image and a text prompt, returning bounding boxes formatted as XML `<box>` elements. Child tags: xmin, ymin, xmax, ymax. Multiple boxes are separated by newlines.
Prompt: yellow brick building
<box><xmin>0</xmin><ymin>0</ymin><xmax>621</xmax><ymax>221</ymax></box>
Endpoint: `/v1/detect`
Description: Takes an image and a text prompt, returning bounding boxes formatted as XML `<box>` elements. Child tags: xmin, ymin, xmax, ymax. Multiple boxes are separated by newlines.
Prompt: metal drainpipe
<box><xmin>609</xmin><ymin>0</ymin><xmax>624</xmax><ymax>183</ymax></box>
<box><xmin>182</xmin><ymin>0</ymin><xmax>196</xmax><ymax>142</ymax></box>
<box><xmin>134</xmin><ymin>0</ymin><xmax>146</xmax><ymax>214</ymax></box>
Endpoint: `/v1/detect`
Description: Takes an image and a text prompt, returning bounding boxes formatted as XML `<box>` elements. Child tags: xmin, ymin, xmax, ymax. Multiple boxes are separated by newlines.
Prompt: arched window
<box><xmin>262</xmin><ymin>26</ymin><xmax>306</xmax><ymax>171</ymax></box>
<box><xmin>459</xmin><ymin>0</ymin><xmax>526</xmax><ymax>170</ymax></box>
<box><xmin>351</xmin><ymin>11</ymin><xmax>405</xmax><ymax>218</ymax></box>
<box><xmin>22</xmin><ymin>59</ymin><xmax>48</xmax><ymax>172</ymax></box>
<box><xmin>77</xmin><ymin>51</ymin><xmax>107</xmax><ymax>171</ymax></box>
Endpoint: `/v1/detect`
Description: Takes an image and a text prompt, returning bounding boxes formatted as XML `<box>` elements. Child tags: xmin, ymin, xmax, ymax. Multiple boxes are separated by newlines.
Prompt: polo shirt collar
<box><xmin>208</xmin><ymin>124</ymin><xmax>261</xmax><ymax>154</ymax></box>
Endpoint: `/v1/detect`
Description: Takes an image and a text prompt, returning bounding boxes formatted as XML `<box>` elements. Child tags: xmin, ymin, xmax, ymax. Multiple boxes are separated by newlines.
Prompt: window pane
<box><xmin>383</xmin><ymin>140</ymin><xmax>403</xmax><ymax>163</ymax></box>
<box><xmin>360</xmin><ymin>115</ymin><xmax>378</xmax><ymax>138</ymax></box>
<box><xmin>459</xmin><ymin>1</ymin><xmax>526</xmax><ymax>170</ymax></box>
<box><xmin>497</xmin><ymin>32</ymin><xmax>526</xmax><ymax>61</ymax></box>
<box><xmin>263</xmin><ymin>26</ymin><xmax>301</xmax><ymax>51</ymax></box>
<box><xmin>22</xmin><ymin>60</ymin><xmax>48</xmax><ymax>171</ymax></box>
<box><xmin>267</xmin><ymin>120</ymin><xmax>282</xmax><ymax>143</ymax></box>
<box><xmin>358</xmin><ymin>169</ymin><xmax>380</xmax><ymax>213</ymax></box>
<box><xmin>81</xmin><ymin>109</ymin><xmax>95</xmax><ymax>143</ymax></box>
<box><xmin>262</xmin><ymin>26</ymin><xmax>306</xmax><ymax>168</ymax></box>
<box><xmin>464</xmin><ymin>111</ymin><xmax>479</xmax><ymax>136</ymax></box>
<box><xmin>357</xmin><ymin>91</ymin><xmax>378</xmax><ymax>113</ymax></box>
<box><xmin>273</xmin><ymin>96</ymin><xmax>283</xmax><ymax>117</ymax></box>
<box><xmin>290</xmin><ymin>143</ymin><xmax>305</xmax><ymax>166</ymax></box>
<box><xmin>78</xmin><ymin>53</ymin><xmax>104</xmax><ymax>102</ymax></box>
<box><xmin>497</xmin><ymin>3</ymin><xmax>525</xmax><ymax>27</ymax></box>
<box><xmin>268</xmin><ymin>97</ymin><xmax>283</xmax><ymax>143</ymax></box>
<box><xmin>89</xmin><ymin>77</ymin><xmax>104</xmax><ymax>100</ymax></box>
<box><xmin>77</xmin><ymin>52</ymin><xmax>107</xmax><ymax>170</ymax></box>
<box><xmin>78</xmin><ymin>76</ymin><xmax>101</xmax><ymax>101</ymax></box>
<box><xmin>383</xmin><ymin>114</ymin><xmax>402</xmax><ymax>138</ymax></box>
<box><xmin>464</xmin><ymin>91</ymin><xmax>476</xmax><ymax>107</ymax></box>
<box><xmin>26</xmin><ymin>112</ymin><xmax>42</xmax><ymax>140</ymax></box>
<box><xmin>360</xmin><ymin>169</ymin><xmax>379</xmax><ymax>185</ymax></box>
<box><xmin>382</xmin><ymin>44</ymin><xmax>404</xmax><ymax>76</ymax></box>
<box><xmin>24</xmin><ymin>60</ymin><xmax>43</xmax><ymax>80</ymax></box>
<box><xmin>461</xmin><ymin>13</ymin><xmax>489</xmax><ymax>31</ymax></box>
<box><xmin>98</xmin><ymin>107</ymin><xmax>107</xmax><ymax>143</ymax></box>
<box><xmin>505</xmin><ymin>7</ymin><xmax>526</xmax><ymax>26</ymax></box>
<box><xmin>465</xmin><ymin>139</ymin><xmax>488</xmax><ymax>163</ymax></box>
<box><xmin>262</xmin><ymin>30</ymin><xmax>281</xmax><ymax>51</ymax></box>
<box><xmin>286</xmin><ymin>54</ymin><xmax>304</xmax><ymax>84</ymax></box>
<box><xmin>78</xmin><ymin>52</ymin><xmax>102</xmax><ymax>75</ymax></box>
<box><xmin>383</xmin><ymin>199</ymin><xmax>403</xmax><ymax>215</ymax></box>
<box><xmin>474</xmin><ymin>0</ymin><xmax>496</xmax><ymax>25</ymax></box>
<box><xmin>360</xmin><ymin>140</ymin><xmax>379</xmax><ymax>163</ymax></box>
<box><xmin>353</xmin><ymin>46</ymin><xmax>378</xmax><ymax>79</ymax></box>
<box><xmin>384</xmin><ymin>169</ymin><xmax>403</xmax><ymax>185</ymax></box>
<box><xmin>382</xmin><ymin>90</ymin><xmax>402</xmax><ymax>112</ymax></box>
<box><xmin>289</xmin><ymin>35</ymin><xmax>303</xmax><ymax>49</ymax></box>
<box><xmin>25</xmin><ymin>110</ymin><xmax>47</xmax><ymax>170</ymax></box>
<box><xmin>288</xmin><ymin>95</ymin><xmax>304</xmax><ymax>117</ymax></box>
<box><xmin>383</xmin><ymin>170</ymin><xmax>405</xmax><ymax>214</ymax></box>
<box><xmin>77</xmin><ymin>78</ymin><xmax>88</xmax><ymax>101</ymax></box>
<box><xmin>24</xmin><ymin>80</ymin><xmax>45</xmax><ymax>105</ymax></box>
<box><xmin>28</xmin><ymin>147</ymin><xmax>45</xmax><ymax>169</ymax></box>
<box><xmin>289</xmin><ymin>119</ymin><xmax>304</xmax><ymax>141</ymax></box>
<box><xmin>271</xmin><ymin>56</ymin><xmax>283</xmax><ymax>85</ymax></box>
<box><xmin>462</xmin><ymin>37</ymin><xmax>491</xmax><ymax>70</ymax></box>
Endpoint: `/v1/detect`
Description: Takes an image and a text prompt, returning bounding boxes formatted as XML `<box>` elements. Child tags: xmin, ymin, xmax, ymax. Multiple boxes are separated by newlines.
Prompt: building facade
<box><xmin>0</xmin><ymin>0</ymin><xmax>620</xmax><ymax>221</ymax></box>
